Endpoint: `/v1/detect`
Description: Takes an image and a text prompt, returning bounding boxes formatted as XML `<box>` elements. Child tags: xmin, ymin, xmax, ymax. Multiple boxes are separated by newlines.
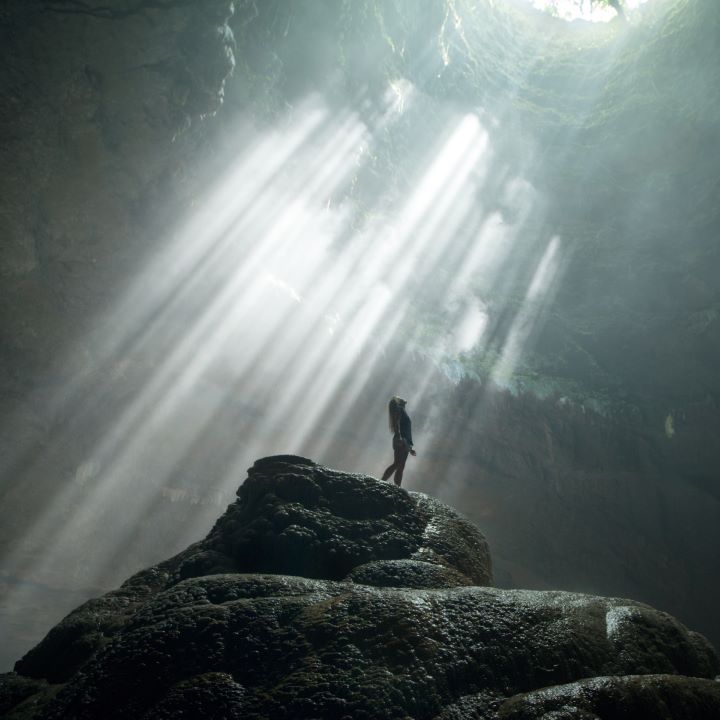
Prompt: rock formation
<box><xmin>1</xmin><ymin>456</ymin><xmax>718</xmax><ymax>719</ymax></box>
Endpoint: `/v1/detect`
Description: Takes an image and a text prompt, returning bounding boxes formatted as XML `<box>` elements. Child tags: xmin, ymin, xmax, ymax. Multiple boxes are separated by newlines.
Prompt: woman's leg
<box><xmin>391</xmin><ymin>436</ymin><xmax>409</xmax><ymax>487</ymax></box>
<box><xmin>393</xmin><ymin>451</ymin><xmax>408</xmax><ymax>486</ymax></box>
<box><xmin>384</xmin><ymin>436</ymin><xmax>409</xmax><ymax>485</ymax></box>
<box><xmin>382</xmin><ymin>436</ymin><xmax>403</xmax><ymax>481</ymax></box>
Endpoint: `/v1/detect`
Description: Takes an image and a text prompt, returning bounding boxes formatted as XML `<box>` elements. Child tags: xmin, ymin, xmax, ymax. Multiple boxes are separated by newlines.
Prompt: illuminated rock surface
<box><xmin>1</xmin><ymin>457</ymin><xmax>718</xmax><ymax>719</ymax></box>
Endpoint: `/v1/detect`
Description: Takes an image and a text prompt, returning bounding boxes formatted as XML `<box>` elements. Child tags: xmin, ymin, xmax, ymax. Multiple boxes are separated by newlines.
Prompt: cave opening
<box><xmin>525</xmin><ymin>0</ymin><xmax>652</xmax><ymax>22</ymax></box>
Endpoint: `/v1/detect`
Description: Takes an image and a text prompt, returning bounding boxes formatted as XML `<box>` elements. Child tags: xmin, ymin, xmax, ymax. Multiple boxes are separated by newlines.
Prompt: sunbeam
<box><xmin>2</xmin><ymin>83</ymin><xmax>558</xmax><ymax>592</ymax></box>
<box><xmin>0</xmin><ymin>2</ymin><xmax>651</xmax><ymax>665</ymax></box>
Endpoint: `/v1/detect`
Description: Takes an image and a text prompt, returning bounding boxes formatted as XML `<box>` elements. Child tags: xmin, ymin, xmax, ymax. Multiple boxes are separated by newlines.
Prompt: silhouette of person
<box><xmin>381</xmin><ymin>395</ymin><xmax>416</xmax><ymax>487</ymax></box>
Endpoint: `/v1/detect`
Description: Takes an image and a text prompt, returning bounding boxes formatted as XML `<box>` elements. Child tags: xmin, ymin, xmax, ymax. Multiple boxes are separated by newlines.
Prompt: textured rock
<box><xmin>2</xmin><ymin>457</ymin><xmax>719</xmax><ymax>719</ymax></box>
<box><xmin>206</xmin><ymin>455</ymin><xmax>493</xmax><ymax>585</ymax></box>
<box><xmin>9</xmin><ymin>577</ymin><xmax>720</xmax><ymax>720</ymax></box>
<box><xmin>0</xmin><ymin>674</ymin><xmax>53</xmax><ymax>718</ymax></box>
<box><xmin>497</xmin><ymin>675</ymin><xmax>720</xmax><ymax>720</ymax></box>
<box><xmin>347</xmin><ymin>559</ymin><xmax>473</xmax><ymax>589</ymax></box>
<box><xmin>13</xmin><ymin>456</ymin><xmax>492</xmax><ymax>683</ymax></box>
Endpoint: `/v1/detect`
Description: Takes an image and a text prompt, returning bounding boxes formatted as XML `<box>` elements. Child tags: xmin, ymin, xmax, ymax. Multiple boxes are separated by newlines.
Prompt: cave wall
<box><xmin>0</xmin><ymin>0</ymin><xmax>237</xmax><ymax>670</ymax></box>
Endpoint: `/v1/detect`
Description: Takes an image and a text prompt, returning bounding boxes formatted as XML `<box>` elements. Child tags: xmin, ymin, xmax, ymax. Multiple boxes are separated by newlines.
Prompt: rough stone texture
<box><xmin>13</xmin><ymin>456</ymin><xmax>492</xmax><ymax>684</ymax></box>
<box><xmin>497</xmin><ymin>675</ymin><xmax>720</xmax><ymax>720</ymax></box>
<box><xmin>2</xmin><ymin>457</ymin><xmax>719</xmax><ymax>719</ymax></box>
<box><xmin>18</xmin><ymin>580</ymin><xmax>720</xmax><ymax>720</ymax></box>
<box><xmin>347</xmin><ymin>559</ymin><xmax>474</xmax><ymax>589</ymax></box>
<box><xmin>203</xmin><ymin>455</ymin><xmax>492</xmax><ymax>585</ymax></box>
<box><xmin>0</xmin><ymin>674</ymin><xmax>53</xmax><ymax>718</ymax></box>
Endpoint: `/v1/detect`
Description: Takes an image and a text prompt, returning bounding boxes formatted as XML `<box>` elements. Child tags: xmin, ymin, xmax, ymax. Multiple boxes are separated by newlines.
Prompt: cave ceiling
<box><xmin>224</xmin><ymin>0</ymin><xmax>720</xmax><ymax>406</ymax></box>
<box><xmin>1</xmin><ymin>0</ymin><xmax>718</xmax><ymax>411</ymax></box>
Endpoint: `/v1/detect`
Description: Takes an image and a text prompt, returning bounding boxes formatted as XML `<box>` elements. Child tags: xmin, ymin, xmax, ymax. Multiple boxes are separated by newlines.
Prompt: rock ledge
<box><xmin>1</xmin><ymin>456</ymin><xmax>718</xmax><ymax>720</ymax></box>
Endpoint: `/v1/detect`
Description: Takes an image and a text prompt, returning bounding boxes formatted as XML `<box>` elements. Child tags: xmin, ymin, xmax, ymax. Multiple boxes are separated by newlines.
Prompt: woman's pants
<box><xmin>381</xmin><ymin>434</ymin><xmax>409</xmax><ymax>486</ymax></box>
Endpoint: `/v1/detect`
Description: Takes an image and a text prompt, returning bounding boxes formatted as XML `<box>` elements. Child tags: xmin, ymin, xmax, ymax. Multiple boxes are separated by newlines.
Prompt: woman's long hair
<box><xmin>387</xmin><ymin>396</ymin><xmax>405</xmax><ymax>434</ymax></box>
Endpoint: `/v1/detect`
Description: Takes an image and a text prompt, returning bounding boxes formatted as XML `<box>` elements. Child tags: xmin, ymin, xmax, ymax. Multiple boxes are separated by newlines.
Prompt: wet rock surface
<box><xmin>2</xmin><ymin>457</ymin><xmax>719</xmax><ymax>719</ymax></box>
<box><xmin>12</xmin><ymin>456</ymin><xmax>492</xmax><ymax>683</ymax></box>
<box><xmin>497</xmin><ymin>674</ymin><xmax>720</xmax><ymax>720</ymax></box>
<box><xmin>206</xmin><ymin>456</ymin><xmax>492</xmax><ymax>585</ymax></box>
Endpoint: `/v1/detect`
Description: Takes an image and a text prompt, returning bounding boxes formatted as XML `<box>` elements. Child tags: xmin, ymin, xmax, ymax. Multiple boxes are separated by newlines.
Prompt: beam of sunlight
<box><xmin>0</xmin><ymin>103</ymin><xmax>369</xmax><ymax>582</ymax></box>
<box><xmin>527</xmin><ymin>0</ymin><xmax>650</xmax><ymax>22</ymax></box>
<box><xmin>491</xmin><ymin>235</ymin><xmax>564</xmax><ymax>387</ymax></box>
<box><xmin>2</xmin><ymin>74</ymin><xmax>572</xmax><ymax>655</ymax></box>
<box><xmin>283</xmin><ymin>117</ymin><xmax>492</xmax><ymax>461</ymax></box>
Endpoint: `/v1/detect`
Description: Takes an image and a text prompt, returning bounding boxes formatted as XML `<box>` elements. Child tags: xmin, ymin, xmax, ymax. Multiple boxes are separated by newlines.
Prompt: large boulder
<box><xmin>12</xmin><ymin>456</ymin><xmax>493</xmax><ymax>684</ymax></box>
<box><xmin>1</xmin><ymin>457</ymin><xmax>718</xmax><ymax>720</ymax></box>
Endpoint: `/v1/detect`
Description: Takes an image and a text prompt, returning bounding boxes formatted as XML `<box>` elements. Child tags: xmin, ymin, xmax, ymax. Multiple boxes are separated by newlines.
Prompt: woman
<box><xmin>381</xmin><ymin>396</ymin><xmax>416</xmax><ymax>487</ymax></box>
